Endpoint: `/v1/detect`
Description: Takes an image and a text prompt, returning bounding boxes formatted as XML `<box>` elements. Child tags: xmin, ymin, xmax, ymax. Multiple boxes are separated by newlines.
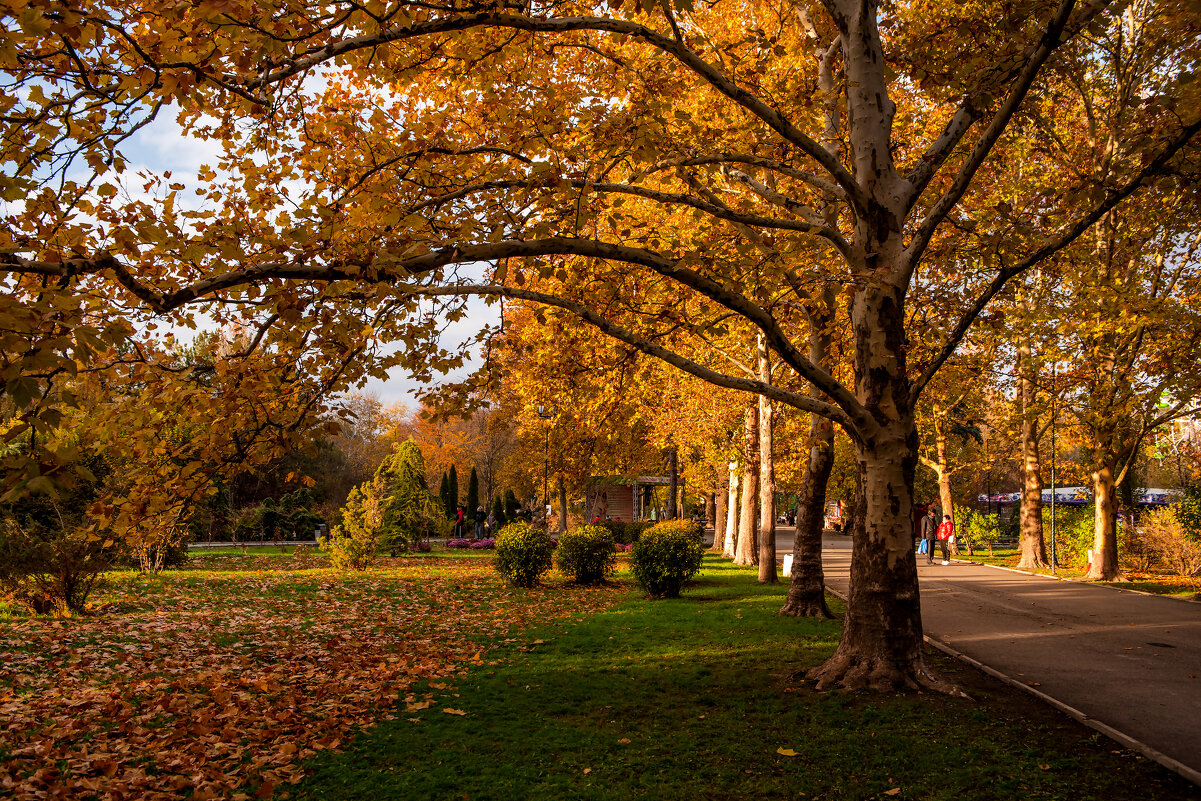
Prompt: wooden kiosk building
<box><xmin>584</xmin><ymin>476</ymin><xmax>683</xmax><ymax>522</ymax></box>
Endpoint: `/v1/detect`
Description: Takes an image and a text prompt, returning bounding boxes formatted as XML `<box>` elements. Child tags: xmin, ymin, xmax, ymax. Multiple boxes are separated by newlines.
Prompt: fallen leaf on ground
<box><xmin>0</xmin><ymin>555</ymin><xmax>626</xmax><ymax>799</ymax></box>
<box><xmin>777</xmin><ymin>748</ymin><xmax>798</xmax><ymax>757</ymax></box>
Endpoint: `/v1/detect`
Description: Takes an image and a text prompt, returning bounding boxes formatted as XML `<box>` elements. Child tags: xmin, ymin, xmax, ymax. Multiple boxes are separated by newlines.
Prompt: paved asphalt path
<box><xmin>807</xmin><ymin>532</ymin><xmax>1201</xmax><ymax>784</ymax></box>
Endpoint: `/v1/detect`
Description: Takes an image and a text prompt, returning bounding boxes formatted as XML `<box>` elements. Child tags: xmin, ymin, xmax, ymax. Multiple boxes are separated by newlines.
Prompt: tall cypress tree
<box><xmin>439</xmin><ymin>471</ymin><xmax>451</xmax><ymax>519</ymax></box>
<box><xmin>447</xmin><ymin>464</ymin><xmax>459</xmax><ymax>519</ymax></box>
<box><xmin>504</xmin><ymin>488</ymin><xmax>520</xmax><ymax>519</ymax></box>
<box><xmin>466</xmin><ymin>467</ymin><xmax>480</xmax><ymax>521</ymax></box>
<box><xmin>491</xmin><ymin>496</ymin><xmax>506</xmax><ymax>527</ymax></box>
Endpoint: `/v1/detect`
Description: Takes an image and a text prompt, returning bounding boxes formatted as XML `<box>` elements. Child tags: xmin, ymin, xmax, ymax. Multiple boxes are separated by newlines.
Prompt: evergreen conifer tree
<box><xmin>330</xmin><ymin>439</ymin><xmax>446</xmax><ymax>564</ymax></box>
<box><xmin>446</xmin><ymin>465</ymin><xmax>459</xmax><ymax>520</ymax></box>
<box><xmin>439</xmin><ymin>471</ymin><xmax>451</xmax><ymax>519</ymax></box>
<box><xmin>467</xmin><ymin>467</ymin><xmax>480</xmax><ymax>521</ymax></box>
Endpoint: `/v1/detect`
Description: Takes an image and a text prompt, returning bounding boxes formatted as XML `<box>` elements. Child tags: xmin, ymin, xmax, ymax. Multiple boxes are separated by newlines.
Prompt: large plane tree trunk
<box><xmin>780</xmin><ymin>411</ymin><xmax>835</xmax><ymax>618</ymax></box>
<box><xmin>1017</xmin><ymin>340</ymin><xmax>1050</xmax><ymax>569</ymax></box>
<box><xmin>711</xmin><ymin>463</ymin><xmax>727</xmax><ymax>552</ymax></box>
<box><xmin>781</xmin><ymin>282</ymin><xmax>837</xmax><ymax>617</ymax></box>
<box><xmin>723</xmin><ymin>460</ymin><xmax>738</xmax><ymax>558</ymax></box>
<box><xmin>808</xmin><ymin>284</ymin><xmax>940</xmax><ymax>691</ymax></box>
<box><xmin>735</xmin><ymin>405</ymin><xmax>759</xmax><ymax>566</ymax></box>
<box><xmin>757</xmin><ymin>336</ymin><xmax>777</xmax><ymax>583</ymax></box>
<box><xmin>667</xmin><ymin>446</ymin><xmax>678</xmax><ymax>519</ymax></box>
<box><xmin>1086</xmin><ymin>455</ymin><xmax>1124</xmax><ymax>581</ymax></box>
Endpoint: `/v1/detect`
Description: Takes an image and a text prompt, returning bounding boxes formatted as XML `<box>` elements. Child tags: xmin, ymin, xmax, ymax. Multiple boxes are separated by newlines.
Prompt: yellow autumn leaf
<box><xmin>776</xmin><ymin>747</ymin><xmax>798</xmax><ymax>757</ymax></box>
<box><xmin>442</xmin><ymin>708</ymin><xmax>467</xmax><ymax>716</ymax></box>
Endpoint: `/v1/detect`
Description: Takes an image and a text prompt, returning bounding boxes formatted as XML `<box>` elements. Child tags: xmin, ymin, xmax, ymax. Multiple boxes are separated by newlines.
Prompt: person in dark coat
<box><xmin>474</xmin><ymin>506</ymin><xmax>487</xmax><ymax>540</ymax></box>
<box><xmin>920</xmin><ymin>507</ymin><xmax>938</xmax><ymax>565</ymax></box>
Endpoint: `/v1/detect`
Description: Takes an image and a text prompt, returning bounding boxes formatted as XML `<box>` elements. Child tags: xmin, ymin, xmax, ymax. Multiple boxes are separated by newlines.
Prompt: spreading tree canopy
<box><xmin>2</xmin><ymin>0</ymin><xmax>1200</xmax><ymax>689</ymax></box>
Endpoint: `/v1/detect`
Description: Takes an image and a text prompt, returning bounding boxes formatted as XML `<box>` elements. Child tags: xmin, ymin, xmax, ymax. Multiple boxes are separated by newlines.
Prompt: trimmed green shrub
<box><xmin>631</xmin><ymin>520</ymin><xmax>705</xmax><ymax>598</ymax></box>
<box><xmin>494</xmin><ymin>522</ymin><xmax>554</xmax><ymax>588</ymax></box>
<box><xmin>557</xmin><ymin>524</ymin><xmax>617</xmax><ymax>584</ymax></box>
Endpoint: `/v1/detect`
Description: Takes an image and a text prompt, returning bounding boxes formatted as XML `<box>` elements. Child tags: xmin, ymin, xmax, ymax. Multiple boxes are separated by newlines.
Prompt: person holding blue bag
<box><xmin>919</xmin><ymin>507</ymin><xmax>938</xmax><ymax>563</ymax></box>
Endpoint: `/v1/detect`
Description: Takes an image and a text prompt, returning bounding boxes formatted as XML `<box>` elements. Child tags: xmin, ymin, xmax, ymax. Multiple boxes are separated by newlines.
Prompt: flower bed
<box><xmin>446</xmin><ymin>538</ymin><xmax>496</xmax><ymax>549</ymax></box>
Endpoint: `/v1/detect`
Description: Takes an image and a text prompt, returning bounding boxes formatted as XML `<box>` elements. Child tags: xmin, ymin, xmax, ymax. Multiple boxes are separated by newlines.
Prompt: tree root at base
<box><xmin>805</xmin><ymin>652</ymin><xmax>969</xmax><ymax>697</ymax></box>
<box><xmin>777</xmin><ymin>595</ymin><xmax>835</xmax><ymax>619</ymax></box>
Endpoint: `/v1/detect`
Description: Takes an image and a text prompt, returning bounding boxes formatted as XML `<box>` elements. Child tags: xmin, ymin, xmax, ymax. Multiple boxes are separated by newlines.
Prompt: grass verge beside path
<box><xmin>958</xmin><ymin>548</ymin><xmax>1199</xmax><ymax>599</ymax></box>
<box><xmin>295</xmin><ymin>556</ymin><xmax>1195</xmax><ymax>801</ymax></box>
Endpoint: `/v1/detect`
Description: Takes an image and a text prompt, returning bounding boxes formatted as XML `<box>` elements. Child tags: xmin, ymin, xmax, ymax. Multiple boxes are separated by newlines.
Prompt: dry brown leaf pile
<box><xmin>0</xmin><ymin>554</ymin><xmax>627</xmax><ymax>799</ymax></box>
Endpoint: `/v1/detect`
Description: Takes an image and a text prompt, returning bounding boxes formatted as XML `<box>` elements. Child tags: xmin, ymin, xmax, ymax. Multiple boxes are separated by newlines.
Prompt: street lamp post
<box><xmin>1050</xmin><ymin>363</ymin><xmax>1058</xmax><ymax>571</ymax></box>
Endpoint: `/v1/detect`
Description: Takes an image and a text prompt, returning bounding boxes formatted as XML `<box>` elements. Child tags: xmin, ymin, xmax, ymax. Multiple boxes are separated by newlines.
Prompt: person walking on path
<box><xmin>935</xmin><ymin>514</ymin><xmax>954</xmax><ymax>565</ymax></box>
<box><xmin>454</xmin><ymin>505</ymin><xmax>466</xmax><ymax>539</ymax></box>
<box><xmin>474</xmin><ymin>506</ymin><xmax>487</xmax><ymax>540</ymax></box>
<box><xmin>920</xmin><ymin>507</ymin><xmax>938</xmax><ymax>564</ymax></box>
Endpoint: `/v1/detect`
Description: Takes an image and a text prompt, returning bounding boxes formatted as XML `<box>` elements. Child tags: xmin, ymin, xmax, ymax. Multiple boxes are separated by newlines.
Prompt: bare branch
<box><xmin>646</xmin><ymin>153</ymin><xmax>847</xmax><ymax>199</ymax></box>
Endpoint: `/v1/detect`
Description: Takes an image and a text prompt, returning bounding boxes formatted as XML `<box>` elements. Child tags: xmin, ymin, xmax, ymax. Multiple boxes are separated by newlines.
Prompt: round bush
<box><xmin>631</xmin><ymin>520</ymin><xmax>705</xmax><ymax>598</ymax></box>
<box><xmin>494</xmin><ymin>522</ymin><xmax>554</xmax><ymax>588</ymax></box>
<box><xmin>557</xmin><ymin>524</ymin><xmax>617</xmax><ymax>584</ymax></box>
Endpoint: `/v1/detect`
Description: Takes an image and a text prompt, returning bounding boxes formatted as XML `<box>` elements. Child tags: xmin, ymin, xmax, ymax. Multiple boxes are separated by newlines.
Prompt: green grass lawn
<box><xmin>292</xmin><ymin>556</ymin><xmax>1195</xmax><ymax>801</ymax></box>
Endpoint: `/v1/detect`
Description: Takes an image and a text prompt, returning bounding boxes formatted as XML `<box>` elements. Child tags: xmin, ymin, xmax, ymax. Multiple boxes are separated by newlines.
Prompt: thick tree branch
<box><xmin>909</xmin><ymin>109</ymin><xmax>1201</xmax><ymax>403</ymax></box>
<box><xmin>5</xmin><ymin>235</ymin><xmax>874</xmax><ymax>432</ymax></box>
<box><xmin>225</xmin><ymin>12</ymin><xmax>872</xmax><ymax>216</ymax></box>
<box><xmin>416</xmin><ymin>282</ymin><xmax>854</xmax><ymax>426</ymax></box>
<box><xmin>902</xmin><ymin>0</ymin><xmax>1107</xmax><ymax>274</ymax></box>
<box><xmin>403</xmin><ymin>178</ymin><xmax>849</xmax><ymax>244</ymax></box>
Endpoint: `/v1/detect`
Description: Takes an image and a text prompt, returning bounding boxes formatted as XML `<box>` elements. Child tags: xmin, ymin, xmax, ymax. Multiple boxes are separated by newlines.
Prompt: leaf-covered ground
<box><xmin>0</xmin><ymin>552</ymin><xmax>629</xmax><ymax>799</ymax></box>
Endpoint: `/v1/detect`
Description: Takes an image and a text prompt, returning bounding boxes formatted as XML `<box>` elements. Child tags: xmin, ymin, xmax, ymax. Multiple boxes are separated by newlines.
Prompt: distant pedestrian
<box><xmin>474</xmin><ymin>506</ymin><xmax>486</xmax><ymax>540</ymax></box>
<box><xmin>486</xmin><ymin>510</ymin><xmax>497</xmax><ymax>534</ymax></box>
<box><xmin>454</xmin><ymin>505</ymin><xmax>465</xmax><ymax>539</ymax></box>
<box><xmin>920</xmin><ymin>507</ymin><xmax>938</xmax><ymax>564</ymax></box>
<box><xmin>935</xmin><ymin>514</ymin><xmax>954</xmax><ymax>565</ymax></box>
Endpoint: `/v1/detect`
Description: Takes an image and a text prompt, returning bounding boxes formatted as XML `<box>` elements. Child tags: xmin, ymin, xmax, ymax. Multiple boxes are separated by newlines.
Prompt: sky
<box><xmin>122</xmin><ymin>107</ymin><xmax>500</xmax><ymax>410</ymax></box>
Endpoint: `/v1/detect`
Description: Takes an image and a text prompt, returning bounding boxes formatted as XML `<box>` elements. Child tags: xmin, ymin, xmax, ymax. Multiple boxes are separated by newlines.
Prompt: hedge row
<box><xmin>492</xmin><ymin>520</ymin><xmax>704</xmax><ymax>597</ymax></box>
